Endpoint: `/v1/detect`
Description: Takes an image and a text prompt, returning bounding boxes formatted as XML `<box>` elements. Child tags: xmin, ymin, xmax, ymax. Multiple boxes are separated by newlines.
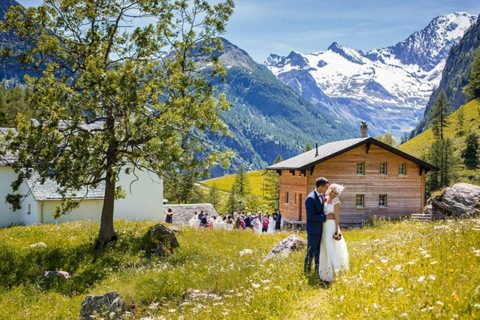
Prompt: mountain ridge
<box><xmin>264</xmin><ymin>12</ymin><xmax>476</xmax><ymax>139</ymax></box>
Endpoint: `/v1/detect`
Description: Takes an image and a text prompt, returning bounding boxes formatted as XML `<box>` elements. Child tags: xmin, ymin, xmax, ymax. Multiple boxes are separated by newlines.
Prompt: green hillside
<box><xmin>400</xmin><ymin>99</ymin><xmax>480</xmax><ymax>183</ymax></box>
<box><xmin>201</xmin><ymin>170</ymin><xmax>267</xmax><ymax>197</ymax></box>
<box><xmin>1</xmin><ymin>219</ymin><xmax>479</xmax><ymax>319</ymax></box>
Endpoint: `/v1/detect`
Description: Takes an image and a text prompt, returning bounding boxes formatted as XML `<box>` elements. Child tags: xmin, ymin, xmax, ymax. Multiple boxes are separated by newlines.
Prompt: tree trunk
<box><xmin>97</xmin><ymin>169</ymin><xmax>117</xmax><ymax>246</ymax></box>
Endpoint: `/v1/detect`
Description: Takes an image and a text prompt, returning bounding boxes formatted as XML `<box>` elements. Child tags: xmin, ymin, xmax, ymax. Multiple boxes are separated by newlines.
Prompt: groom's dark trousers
<box><xmin>304</xmin><ymin>190</ymin><xmax>327</xmax><ymax>273</ymax></box>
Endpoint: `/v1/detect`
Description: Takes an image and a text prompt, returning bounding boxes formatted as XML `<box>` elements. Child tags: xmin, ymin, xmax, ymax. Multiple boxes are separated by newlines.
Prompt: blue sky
<box><xmin>17</xmin><ymin>0</ymin><xmax>480</xmax><ymax>62</ymax></box>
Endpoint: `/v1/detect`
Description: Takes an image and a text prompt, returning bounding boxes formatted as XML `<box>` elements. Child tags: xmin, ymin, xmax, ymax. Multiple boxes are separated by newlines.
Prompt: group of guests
<box><xmin>184</xmin><ymin>210</ymin><xmax>282</xmax><ymax>233</ymax></box>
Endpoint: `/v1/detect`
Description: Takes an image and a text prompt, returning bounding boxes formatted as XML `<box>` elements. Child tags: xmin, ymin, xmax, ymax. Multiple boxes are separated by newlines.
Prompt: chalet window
<box><xmin>399</xmin><ymin>163</ymin><xmax>407</xmax><ymax>175</ymax></box>
<box><xmin>379</xmin><ymin>194</ymin><xmax>388</xmax><ymax>207</ymax></box>
<box><xmin>285</xmin><ymin>192</ymin><xmax>289</xmax><ymax>204</ymax></box>
<box><xmin>356</xmin><ymin>162</ymin><xmax>365</xmax><ymax>175</ymax></box>
<box><xmin>356</xmin><ymin>194</ymin><xmax>365</xmax><ymax>208</ymax></box>
<box><xmin>379</xmin><ymin>162</ymin><xmax>387</xmax><ymax>175</ymax></box>
<box><xmin>294</xmin><ymin>193</ymin><xmax>297</xmax><ymax>205</ymax></box>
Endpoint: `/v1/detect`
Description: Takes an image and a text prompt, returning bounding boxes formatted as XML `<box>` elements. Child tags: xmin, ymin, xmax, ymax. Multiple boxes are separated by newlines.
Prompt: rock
<box><xmin>263</xmin><ymin>234</ymin><xmax>306</xmax><ymax>261</ymax></box>
<box><xmin>183</xmin><ymin>288</ymin><xmax>221</xmax><ymax>300</ymax></box>
<box><xmin>80</xmin><ymin>292</ymin><xmax>125</xmax><ymax>320</ymax></box>
<box><xmin>142</xmin><ymin>224</ymin><xmax>179</xmax><ymax>256</ymax></box>
<box><xmin>239</xmin><ymin>249</ymin><xmax>253</xmax><ymax>256</ymax></box>
<box><xmin>424</xmin><ymin>183</ymin><xmax>480</xmax><ymax>218</ymax></box>
<box><xmin>43</xmin><ymin>270</ymin><xmax>72</xmax><ymax>280</ymax></box>
<box><xmin>29</xmin><ymin>242</ymin><xmax>47</xmax><ymax>248</ymax></box>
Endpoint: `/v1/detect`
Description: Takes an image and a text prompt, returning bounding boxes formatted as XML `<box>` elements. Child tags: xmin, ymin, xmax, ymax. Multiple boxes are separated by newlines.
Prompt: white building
<box><xmin>0</xmin><ymin>130</ymin><xmax>164</xmax><ymax>227</ymax></box>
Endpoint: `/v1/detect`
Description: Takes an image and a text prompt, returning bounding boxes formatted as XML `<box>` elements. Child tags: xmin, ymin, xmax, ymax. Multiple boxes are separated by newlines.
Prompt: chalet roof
<box><xmin>26</xmin><ymin>172</ymin><xmax>105</xmax><ymax>201</ymax></box>
<box><xmin>266</xmin><ymin>137</ymin><xmax>438</xmax><ymax>171</ymax></box>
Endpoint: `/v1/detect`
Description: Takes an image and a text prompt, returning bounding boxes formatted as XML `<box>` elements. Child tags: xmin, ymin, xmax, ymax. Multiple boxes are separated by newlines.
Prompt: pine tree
<box><xmin>274</xmin><ymin>154</ymin><xmax>283</xmax><ymax>164</ymax></box>
<box><xmin>304</xmin><ymin>143</ymin><xmax>313</xmax><ymax>152</ymax></box>
<box><xmin>464</xmin><ymin>48</ymin><xmax>480</xmax><ymax>101</ymax></box>
<box><xmin>461</xmin><ymin>133</ymin><xmax>479</xmax><ymax>169</ymax></box>
<box><xmin>430</xmin><ymin>91</ymin><xmax>450</xmax><ymax>140</ymax></box>
<box><xmin>233</xmin><ymin>165</ymin><xmax>248</xmax><ymax>198</ymax></box>
<box><xmin>375</xmin><ymin>132</ymin><xmax>397</xmax><ymax>146</ymax></box>
<box><xmin>226</xmin><ymin>189</ymin><xmax>237</xmax><ymax>214</ymax></box>
<box><xmin>208</xmin><ymin>184</ymin><xmax>220</xmax><ymax>210</ymax></box>
<box><xmin>456</xmin><ymin>108</ymin><xmax>465</xmax><ymax>136</ymax></box>
<box><xmin>264</xmin><ymin>170</ymin><xmax>279</xmax><ymax>210</ymax></box>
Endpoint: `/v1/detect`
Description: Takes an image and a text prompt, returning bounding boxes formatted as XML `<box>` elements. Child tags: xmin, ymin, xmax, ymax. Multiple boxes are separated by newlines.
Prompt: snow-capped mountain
<box><xmin>264</xmin><ymin>12</ymin><xmax>476</xmax><ymax>139</ymax></box>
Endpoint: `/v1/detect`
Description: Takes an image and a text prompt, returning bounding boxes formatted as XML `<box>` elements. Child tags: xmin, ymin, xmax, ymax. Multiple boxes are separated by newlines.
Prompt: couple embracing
<box><xmin>304</xmin><ymin>177</ymin><xmax>349</xmax><ymax>283</ymax></box>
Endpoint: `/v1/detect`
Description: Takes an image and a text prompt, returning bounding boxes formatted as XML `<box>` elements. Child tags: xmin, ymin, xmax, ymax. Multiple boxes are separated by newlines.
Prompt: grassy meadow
<box><xmin>1</xmin><ymin>219</ymin><xmax>480</xmax><ymax>319</ymax></box>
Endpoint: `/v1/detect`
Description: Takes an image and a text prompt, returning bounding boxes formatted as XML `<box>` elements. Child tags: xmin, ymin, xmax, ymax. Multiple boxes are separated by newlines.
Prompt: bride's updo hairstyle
<box><xmin>326</xmin><ymin>183</ymin><xmax>345</xmax><ymax>196</ymax></box>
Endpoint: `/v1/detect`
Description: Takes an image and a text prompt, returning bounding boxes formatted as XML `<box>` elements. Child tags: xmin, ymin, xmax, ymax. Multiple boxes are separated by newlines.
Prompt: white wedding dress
<box><xmin>318</xmin><ymin>197</ymin><xmax>349</xmax><ymax>282</ymax></box>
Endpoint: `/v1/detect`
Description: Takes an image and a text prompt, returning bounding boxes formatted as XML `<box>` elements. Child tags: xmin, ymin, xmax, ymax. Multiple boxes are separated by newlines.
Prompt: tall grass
<box><xmin>0</xmin><ymin>219</ymin><xmax>479</xmax><ymax>319</ymax></box>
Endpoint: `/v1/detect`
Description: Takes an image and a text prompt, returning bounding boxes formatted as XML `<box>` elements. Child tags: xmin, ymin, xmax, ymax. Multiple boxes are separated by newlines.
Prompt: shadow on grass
<box><xmin>0</xmin><ymin>232</ymin><xmax>158</xmax><ymax>296</ymax></box>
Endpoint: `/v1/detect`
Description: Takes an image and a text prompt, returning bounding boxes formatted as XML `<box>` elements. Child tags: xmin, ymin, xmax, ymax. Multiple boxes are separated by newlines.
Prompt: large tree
<box><xmin>0</xmin><ymin>0</ymin><xmax>234</xmax><ymax>245</ymax></box>
<box><xmin>430</xmin><ymin>91</ymin><xmax>450</xmax><ymax>140</ymax></box>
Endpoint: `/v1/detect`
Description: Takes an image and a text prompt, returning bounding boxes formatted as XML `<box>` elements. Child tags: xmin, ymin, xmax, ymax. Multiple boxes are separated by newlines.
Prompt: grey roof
<box><xmin>268</xmin><ymin>137</ymin><xmax>369</xmax><ymax>170</ymax></box>
<box><xmin>267</xmin><ymin>137</ymin><xmax>438</xmax><ymax>171</ymax></box>
<box><xmin>26</xmin><ymin>172</ymin><xmax>105</xmax><ymax>201</ymax></box>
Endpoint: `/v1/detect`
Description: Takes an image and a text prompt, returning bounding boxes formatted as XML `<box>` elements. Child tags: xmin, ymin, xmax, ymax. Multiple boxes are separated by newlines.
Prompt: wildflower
<box><xmin>436</xmin><ymin>301</ymin><xmax>444</xmax><ymax>306</ymax></box>
<box><xmin>430</xmin><ymin>261</ymin><xmax>438</xmax><ymax>265</ymax></box>
<box><xmin>417</xmin><ymin>276</ymin><xmax>425</xmax><ymax>282</ymax></box>
<box><xmin>251</xmin><ymin>283</ymin><xmax>260</xmax><ymax>289</ymax></box>
<box><xmin>428</xmin><ymin>274</ymin><xmax>436</xmax><ymax>281</ymax></box>
<box><xmin>407</xmin><ymin>260</ymin><xmax>416</xmax><ymax>265</ymax></box>
<box><xmin>380</xmin><ymin>258</ymin><xmax>388</xmax><ymax>264</ymax></box>
<box><xmin>394</xmin><ymin>264</ymin><xmax>402</xmax><ymax>271</ymax></box>
<box><xmin>373</xmin><ymin>303</ymin><xmax>379</xmax><ymax>310</ymax></box>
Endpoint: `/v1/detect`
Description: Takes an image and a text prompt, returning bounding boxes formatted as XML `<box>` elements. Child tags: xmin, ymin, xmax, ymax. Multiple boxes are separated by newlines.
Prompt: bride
<box><xmin>318</xmin><ymin>183</ymin><xmax>349</xmax><ymax>282</ymax></box>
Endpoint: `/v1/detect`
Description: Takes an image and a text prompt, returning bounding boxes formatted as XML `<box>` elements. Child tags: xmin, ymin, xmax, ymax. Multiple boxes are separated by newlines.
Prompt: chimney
<box><xmin>360</xmin><ymin>121</ymin><xmax>368</xmax><ymax>138</ymax></box>
<box><xmin>315</xmin><ymin>143</ymin><xmax>318</xmax><ymax>157</ymax></box>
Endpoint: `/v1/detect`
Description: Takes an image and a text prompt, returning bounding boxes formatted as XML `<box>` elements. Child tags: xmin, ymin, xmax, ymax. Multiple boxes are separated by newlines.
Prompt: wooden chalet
<box><xmin>266</xmin><ymin>123</ymin><xmax>438</xmax><ymax>225</ymax></box>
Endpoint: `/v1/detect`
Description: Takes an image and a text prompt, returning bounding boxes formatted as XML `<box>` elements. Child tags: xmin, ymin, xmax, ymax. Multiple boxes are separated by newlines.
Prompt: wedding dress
<box><xmin>318</xmin><ymin>197</ymin><xmax>349</xmax><ymax>282</ymax></box>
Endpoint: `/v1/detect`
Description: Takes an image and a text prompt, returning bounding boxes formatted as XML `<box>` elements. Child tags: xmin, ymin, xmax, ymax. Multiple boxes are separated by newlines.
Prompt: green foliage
<box><xmin>461</xmin><ymin>133</ymin><xmax>479</xmax><ymax>169</ymax></box>
<box><xmin>232</xmin><ymin>165</ymin><xmax>248</xmax><ymax>198</ymax></box>
<box><xmin>464</xmin><ymin>48</ymin><xmax>480</xmax><ymax>101</ymax></box>
<box><xmin>400</xmin><ymin>99</ymin><xmax>480</xmax><ymax>186</ymax></box>
<box><xmin>0</xmin><ymin>81</ymin><xmax>33</xmax><ymax>127</ymax></box>
<box><xmin>207</xmin><ymin>183</ymin><xmax>220</xmax><ymax>211</ymax></box>
<box><xmin>426</xmin><ymin>138</ymin><xmax>459</xmax><ymax>191</ymax></box>
<box><xmin>0</xmin><ymin>0</ymin><xmax>234</xmax><ymax>243</ymax></box>
<box><xmin>274</xmin><ymin>154</ymin><xmax>283</xmax><ymax>164</ymax></box>
<box><xmin>1</xmin><ymin>220</ymin><xmax>480</xmax><ymax>319</ymax></box>
<box><xmin>263</xmin><ymin>170</ymin><xmax>279</xmax><ymax>210</ymax></box>
<box><xmin>304</xmin><ymin>143</ymin><xmax>313</xmax><ymax>152</ymax></box>
<box><xmin>375</xmin><ymin>132</ymin><xmax>398</xmax><ymax>147</ymax></box>
<box><xmin>430</xmin><ymin>91</ymin><xmax>450</xmax><ymax>140</ymax></box>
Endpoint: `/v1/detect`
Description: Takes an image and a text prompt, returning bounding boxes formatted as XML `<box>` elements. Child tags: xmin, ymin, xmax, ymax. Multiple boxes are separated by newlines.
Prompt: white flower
<box><xmin>417</xmin><ymin>276</ymin><xmax>425</xmax><ymax>282</ymax></box>
<box><xmin>251</xmin><ymin>283</ymin><xmax>260</xmax><ymax>289</ymax></box>
<box><xmin>430</xmin><ymin>261</ymin><xmax>438</xmax><ymax>265</ymax></box>
<box><xmin>429</xmin><ymin>274</ymin><xmax>436</xmax><ymax>281</ymax></box>
<box><xmin>373</xmin><ymin>303</ymin><xmax>379</xmax><ymax>310</ymax></box>
<box><xmin>436</xmin><ymin>301</ymin><xmax>444</xmax><ymax>306</ymax></box>
<box><xmin>380</xmin><ymin>258</ymin><xmax>388</xmax><ymax>264</ymax></box>
<box><xmin>407</xmin><ymin>260</ymin><xmax>416</xmax><ymax>265</ymax></box>
<box><xmin>394</xmin><ymin>264</ymin><xmax>402</xmax><ymax>271</ymax></box>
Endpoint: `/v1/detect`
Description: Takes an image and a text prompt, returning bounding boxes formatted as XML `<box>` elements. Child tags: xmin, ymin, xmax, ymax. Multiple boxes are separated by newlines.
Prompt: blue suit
<box><xmin>304</xmin><ymin>190</ymin><xmax>326</xmax><ymax>273</ymax></box>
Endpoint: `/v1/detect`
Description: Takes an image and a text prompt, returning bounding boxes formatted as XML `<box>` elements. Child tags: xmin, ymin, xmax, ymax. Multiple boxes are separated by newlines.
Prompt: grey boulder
<box><xmin>263</xmin><ymin>234</ymin><xmax>306</xmax><ymax>261</ymax></box>
<box><xmin>79</xmin><ymin>292</ymin><xmax>126</xmax><ymax>320</ymax></box>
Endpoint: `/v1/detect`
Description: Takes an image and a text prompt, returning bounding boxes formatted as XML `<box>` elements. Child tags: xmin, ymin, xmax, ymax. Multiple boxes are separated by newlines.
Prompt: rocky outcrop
<box><xmin>79</xmin><ymin>292</ymin><xmax>126</xmax><ymax>320</ymax></box>
<box><xmin>142</xmin><ymin>224</ymin><xmax>179</xmax><ymax>256</ymax></box>
<box><xmin>263</xmin><ymin>234</ymin><xmax>306</xmax><ymax>261</ymax></box>
<box><xmin>424</xmin><ymin>183</ymin><xmax>480</xmax><ymax>218</ymax></box>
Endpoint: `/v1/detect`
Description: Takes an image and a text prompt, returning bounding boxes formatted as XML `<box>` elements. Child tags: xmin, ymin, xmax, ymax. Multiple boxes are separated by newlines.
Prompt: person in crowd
<box><xmin>275</xmin><ymin>210</ymin><xmax>282</xmax><ymax>230</ymax></box>
<box><xmin>262</xmin><ymin>214</ymin><xmax>269</xmax><ymax>233</ymax></box>
<box><xmin>200</xmin><ymin>212</ymin><xmax>208</xmax><ymax>227</ymax></box>
<box><xmin>234</xmin><ymin>216</ymin><xmax>242</xmax><ymax>229</ymax></box>
<box><xmin>165</xmin><ymin>208</ymin><xmax>173</xmax><ymax>224</ymax></box>
<box><xmin>244</xmin><ymin>213</ymin><xmax>252</xmax><ymax>229</ymax></box>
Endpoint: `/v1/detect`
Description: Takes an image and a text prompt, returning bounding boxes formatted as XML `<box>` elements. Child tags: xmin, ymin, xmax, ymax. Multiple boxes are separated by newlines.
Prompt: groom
<box><xmin>304</xmin><ymin>177</ymin><xmax>329</xmax><ymax>275</ymax></box>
